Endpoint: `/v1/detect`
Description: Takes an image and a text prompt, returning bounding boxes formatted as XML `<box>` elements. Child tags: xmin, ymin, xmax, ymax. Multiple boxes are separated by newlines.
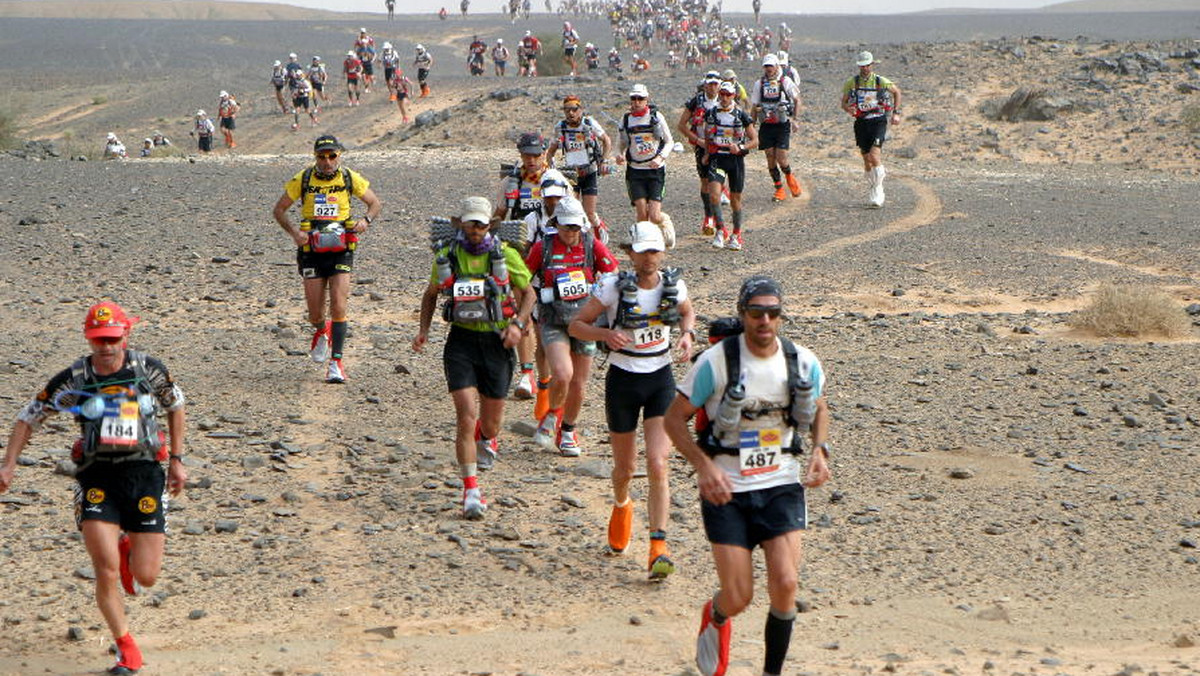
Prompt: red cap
<box><xmin>83</xmin><ymin>302</ymin><xmax>136</xmax><ymax>339</ymax></box>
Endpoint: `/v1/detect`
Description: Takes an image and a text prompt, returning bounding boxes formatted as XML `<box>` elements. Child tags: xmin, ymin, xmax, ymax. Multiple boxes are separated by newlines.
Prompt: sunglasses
<box><xmin>629</xmin><ymin>95</ymin><xmax>647</xmax><ymax>101</ymax></box>
<box><xmin>557</xmin><ymin>223</ymin><xmax>583</xmax><ymax>230</ymax></box>
<box><xmin>316</xmin><ymin>152</ymin><xmax>339</xmax><ymax>160</ymax></box>
<box><xmin>563</xmin><ymin>106</ymin><xmax>581</xmax><ymax>112</ymax></box>
<box><xmin>744</xmin><ymin>305</ymin><xmax>782</xmax><ymax>319</ymax></box>
<box><xmin>463</xmin><ymin>221</ymin><xmax>490</xmax><ymax>230</ymax></box>
<box><xmin>90</xmin><ymin>336</ymin><xmax>124</xmax><ymax>345</ymax></box>
<box><xmin>719</xmin><ymin>91</ymin><xmax>734</xmax><ymax>97</ymax></box>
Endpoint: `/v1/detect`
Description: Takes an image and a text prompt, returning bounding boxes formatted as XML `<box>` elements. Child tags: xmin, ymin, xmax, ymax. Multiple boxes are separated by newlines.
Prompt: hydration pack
<box><xmin>68</xmin><ymin>351</ymin><xmax>166</xmax><ymax>472</ymax></box>
<box><xmin>621</xmin><ymin>105</ymin><xmax>667</xmax><ymax>165</ymax></box>
<box><xmin>537</xmin><ymin>231</ymin><xmax>595</xmax><ymax>326</ymax></box>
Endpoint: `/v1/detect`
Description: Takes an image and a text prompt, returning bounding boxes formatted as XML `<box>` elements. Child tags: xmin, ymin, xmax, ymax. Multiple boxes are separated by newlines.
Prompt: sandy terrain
<box><xmin>0</xmin><ymin>5</ymin><xmax>1199</xmax><ymax>676</ymax></box>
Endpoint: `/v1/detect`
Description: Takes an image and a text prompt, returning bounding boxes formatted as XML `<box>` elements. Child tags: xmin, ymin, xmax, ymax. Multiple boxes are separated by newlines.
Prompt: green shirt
<box><xmin>430</xmin><ymin>241</ymin><xmax>531</xmax><ymax>332</ymax></box>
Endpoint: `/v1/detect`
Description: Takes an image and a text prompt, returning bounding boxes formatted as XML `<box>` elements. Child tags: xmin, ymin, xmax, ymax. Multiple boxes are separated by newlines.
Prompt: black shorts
<box><xmin>293</xmin><ymin>96</ymin><xmax>309</xmax><ymax>109</ymax></box>
<box><xmin>219</xmin><ymin>117</ymin><xmax>236</xmax><ymax>130</ymax></box>
<box><xmin>418</xmin><ymin>68</ymin><xmax>429</xmax><ymax>83</ymax></box>
<box><xmin>758</xmin><ymin>122</ymin><xmax>789</xmax><ymax>150</ymax></box>
<box><xmin>74</xmin><ymin>461</ymin><xmax>168</xmax><ymax>533</ymax></box>
<box><xmin>313</xmin><ymin>82</ymin><xmax>324</xmax><ymax>92</ymax></box>
<box><xmin>297</xmin><ymin>249</ymin><xmax>353</xmax><ymax>279</ymax></box>
<box><xmin>694</xmin><ymin>146</ymin><xmax>708</xmax><ymax>179</ymax></box>
<box><xmin>384</xmin><ymin>67</ymin><xmax>395</xmax><ymax>82</ymax></box>
<box><xmin>625</xmin><ymin>166</ymin><xmax>666</xmax><ymax>204</ymax></box>
<box><xmin>701</xmin><ymin>482</ymin><xmax>807</xmax><ymax>550</ymax></box>
<box><xmin>362</xmin><ymin>61</ymin><xmax>374</xmax><ymax>75</ymax></box>
<box><xmin>576</xmin><ymin>169</ymin><xmax>599</xmax><ymax>196</ymax></box>
<box><xmin>707</xmin><ymin>153</ymin><xmax>745</xmax><ymax>193</ymax></box>
<box><xmin>347</xmin><ymin>76</ymin><xmax>360</xmax><ymax>86</ymax></box>
<box><xmin>564</xmin><ymin>46</ymin><xmax>577</xmax><ymax>56</ymax></box>
<box><xmin>854</xmin><ymin>116</ymin><xmax>888</xmax><ymax>153</ymax></box>
<box><xmin>604</xmin><ymin>364</ymin><xmax>674</xmax><ymax>434</ymax></box>
<box><xmin>444</xmin><ymin>325</ymin><xmax>515</xmax><ymax>399</ymax></box>
<box><xmin>198</xmin><ymin>135</ymin><xmax>212</xmax><ymax>152</ymax></box>
<box><xmin>397</xmin><ymin>91</ymin><xmax>409</xmax><ymax>101</ymax></box>
<box><xmin>274</xmin><ymin>82</ymin><xmax>285</xmax><ymax>92</ymax></box>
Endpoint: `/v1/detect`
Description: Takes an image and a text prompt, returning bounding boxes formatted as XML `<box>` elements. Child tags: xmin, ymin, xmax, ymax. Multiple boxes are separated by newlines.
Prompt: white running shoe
<box><xmin>476</xmin><ymin>437</ymin><xmax>498</xmax><ymax>470</ymax></box>
<box><xmin>711</xmin><ymin>228</ymin><xmax>727</xmax><ymax>249</ymax></box>
<box><xmin>533</xmin><ymin>411</ymin><xmax>560</xmax><ymax>452</ymax></box>
<box><xmin>725</xmin><ymin>232</ymin><xmax>743</xmax><ymax>251</ymax></box>
<box><xmin>309</xmin><ymin>322</ymin><xmax>331</xmax><ymax>363</ymax></box>
<box><xmin>558</xmin><ymin>429</ymin><xmax>582</xmax><ymax>457</ymax></box>
<box><xmin>463</xmin><ymin>488</ymin><xmax>487</xmax><ymax>520</ymax></box>
<box><xmin>514</xmin><ymin>370</ymin><xmax>535</xmax><ymax>399</ymax></box>
<box><xmin>325</xmin><ymin>358</ymin><xmax>346</xmax><ymax>384</ymax></box>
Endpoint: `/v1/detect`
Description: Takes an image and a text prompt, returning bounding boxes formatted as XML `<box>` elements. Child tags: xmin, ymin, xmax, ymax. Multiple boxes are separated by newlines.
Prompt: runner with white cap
<box><xmin>840</xmin><ymin>50</ymin><xmax>903</xmax><ymax>208</ymax></box>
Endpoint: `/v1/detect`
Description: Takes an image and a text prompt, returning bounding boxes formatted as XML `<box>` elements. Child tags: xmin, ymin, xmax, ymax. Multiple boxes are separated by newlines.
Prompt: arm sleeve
<box><xmin>143</xmin><ymin>356</ymin><xmax>186</xmax><ymax>411</ymax></box>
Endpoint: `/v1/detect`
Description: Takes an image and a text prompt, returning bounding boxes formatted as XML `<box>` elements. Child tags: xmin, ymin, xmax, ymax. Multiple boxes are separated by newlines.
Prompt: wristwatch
<box><xmin>814</xmin><ymin>442</ymin><xmax>830</xmax><ymax>458</ymax></box>
<box><xmin>362</xmin><ymin>215</ymin><xmax>373</xmax><ymax>224</ymax></box>
<box><xmin>512</xmin><ymin>318</ymin><xmax>527</xmax><ymax>331</ymax></box>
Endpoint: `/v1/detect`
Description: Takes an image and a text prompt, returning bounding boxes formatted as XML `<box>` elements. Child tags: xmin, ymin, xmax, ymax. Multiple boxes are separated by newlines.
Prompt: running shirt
<box><xmin>704</xmin><ymin>106</ymin><xmax>753</xmax><ymax>154</ymax></box>
<box><xmin>619</xmin><ymin>108</ymin><xmax>673</xmax><ymax>169</ymax></box>
<box><xmin>428</xmin><ymin>243</ymin><xmax>532</xmax><ymax>333</ymax></box>
<box><xmin>593</xmin><ymin>273</ymin><xmax>689</xmax><ymax>374</ymax></box>
<box><xmin>554</xmin><ymin>116</ymin><xmax>608</xmax><ymax>170</ymax></box>
<box><xmin>344</xmin><ymin>57</ymin><xmax>362</xmax><ymax>79</ymax></box>
<box><xmin>381</xmin><ymin>51</ymin><xmax>401</xmax><ymax>70</ymax></box>
<box><xmin>414</xmin><ymin>52</ymin><xmax>433</xmax><ymax>69</ymax></box>
<box><xmin>218</xmin><ymin>96</ymin><xmax>238</xmax><ymax>118</ymax></box>
<box><xmin>842</xmin><ymin>73</ymin><xmax>895</xmax><ymax>119</ymax></box>
<box><xmin>683</xmin><ymin>91</ymin><xmax>719</xmax><ymax>136</ymax></box>
<box><xmin>308</xmin><ymin>63</ymin><xmax>327</xmax><ymax>84</ymax></box>
<box><xmin>524</xmin><ymin>235</ymin><xmax>617</xmax><ymax>290</ymax></box>
<box><xmin>492</xmin><ymin>45</ymin><xmax>509</xmax><ymax>61</ymax></box>
<box><xmin>283</xmin><ymin>167</ymin><xmax>370</xmax><ymax>222</ymax></box>
<box><xmin>677</xmin><ymin>335</ymin><xmax>825</xmax><ymax>493</ymax></box>
<box><xmin>749</xmin><ymin>76</ymin><xmax>800</xmax><ymax>124</ymax></box>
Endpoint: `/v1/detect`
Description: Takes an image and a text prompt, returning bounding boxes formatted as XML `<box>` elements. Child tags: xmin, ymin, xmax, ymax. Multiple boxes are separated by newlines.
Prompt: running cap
<box><xmin>497</xmin><ymin>38</ymin><xmax>504</xmax><ymax>43</ymax></box>
<box><xmin>274</xmin><ymin>59</ymin><xmax>281</xmax><ymax>66</ymax></box>
<box><xmin>721</xmin><ymin>68</ymin><xmax>737</xmax><ymax>80</ymax></box>
<box><xmin>347</xmin><ymin>50</ymin><xmax>356</xmax><ymax>57</ymax></box>
<box><xmin>718</xmin><ymin>81</ymin><xmax>736</xmax><ymax>94</ymax></box>
<box><xmin>517</xmin><ymin>131</ymin><xmax>545</xmax><ymax>154</ymax></box>
<box><xmin>585</xmin><ymin>42</ymin><xmax>593</xmax><ymax>48</ymax></box>
<box><xmin>416</xmin><ymin>44</ymin><xmax>425</xmax><ymax>51</ymax></box>
<box><xmin>762</xmin><ymin>53</ymin><xmax>779</xmax><ymax>67</ymax></box>
<box><xmin>360</xmin><ymin>27</ymin><xmax>367</xmax><ymax>33</ymax></box>
<box><xmin>856</xmin><ymin>50</ymin><xmax>875</xmax><ymax>66</ymax></box>
<box><xmin>525</xmin><ymin>30</ymin><xmax>531</xmax><ymax>36</ymax></box>
<box><xmin>106</xmin><ymin>132</ymin><xmax>117</xmax><ymax>141</ymax></box>
<box><xmin>554</xmin><ymin>196</ymin><xmax>587</xmax><ymax>226</ymax></box>
<box><xmin>459</xmin><ymin>196</ymin><xmax>492</xmax><ymax>224</ymax></box>
<box><xmin>562</xmin><ymin>94</ymin><xmax>581</xmax><ymax>107</ymax></box>
<box><xmin>628</xmin><ymin>83</ymin><xmax>649</xmax><ymax>98</ymax></box>
<box><xmin>313</xmin><ymin>134</ymin><xmax>344</xmax><ymax>153</ymax></box>
<box><xmin>737</xmin><ymin>276</ymin><xmax>784</xmax><ymax>312</ymax></box>
<box><xmin>312</xmin><ymin>55</ymin><xmax>321</xmax><ymax>61</ymax></box>
<box><xmin>196</xmin><ymin>109</ymin><xmax>206</xmax><ymax>116</ymax></box>
<box><xmin>84</xmin><ymin>302</ymin><xmax>136</xmax><ymax>339</ymax></box>
<box><xmin>289</xmin><ymin>52</ymin><xmax>297</xmax><ymax>59</ymax></box>
<box><xmin>383</xmin><ymin>41</ymin><xmax>392</xmax><ymax>49</ymax></box>
<box><xmin>219</xmin><ymin>90</ymin><xmax>229</xmax><ymax>98</ymax></box>
<box><xmin>627</xmin><ymin>221</ymin><xmax>665</xmax><ymax>253</ymax></box>
<box><xmin>541</xmin><ymin>178</ymin><xmax>569</xmax><ymax>198</ymax></box>
<box><xmin>703</xmin><ymin>71</ymin><xmax>721</xmax><ymax>84</ymax></box>
<box><xmin>143</xmin><ymin>138</ymin><xmax>152</xmax><ymax>143</ymax></box>
<box><xmin>777</xmin><ymin>51</ymin><xmax>789</xmax><ymax>65</ymax></box>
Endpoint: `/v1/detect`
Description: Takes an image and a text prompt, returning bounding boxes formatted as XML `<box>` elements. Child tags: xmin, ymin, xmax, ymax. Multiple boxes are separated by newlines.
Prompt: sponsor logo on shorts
<box><xmin>301</xmin><ymin>267</ymin><xmax>317</xmax><ymax>278</ymax></box>
<box><xmin>141</xmin><ymin>519</ymin><xmax>157</xmax><ymax>526</ymax></box>
<box><xmin>335</xmin><ymin>264</ymin><xmax>352</xmax><ymax>272</ymax></box>
<box><xmin>138</xmin><ymin>496</ymin><xmax>158</xmax><ymax>514</ymax></box>
<box><xmin>85</xmin><ymin>505</ymin><xmax>103</xmax><ymax>513</ymax></box>
<box><xmin>86</xmin><ymin>488</ymin><xmax>106</xmax><ymax>504</ymax></box>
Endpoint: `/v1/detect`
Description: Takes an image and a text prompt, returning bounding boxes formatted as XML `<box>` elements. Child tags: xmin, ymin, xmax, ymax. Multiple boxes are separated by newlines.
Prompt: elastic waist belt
<box><xmin>89</xmin><ymin>452</ymin><xmax>153</xmax><ymax>464</ymax></box>
<box><xmin>702</xmin><ymin>442</ymin><xmax>803</xmax><ymax>458</ymax></box>
<box><xmin>617</xmin><ymin>347</ymin><xmax>669</xmax><ymax>357</ymax></box>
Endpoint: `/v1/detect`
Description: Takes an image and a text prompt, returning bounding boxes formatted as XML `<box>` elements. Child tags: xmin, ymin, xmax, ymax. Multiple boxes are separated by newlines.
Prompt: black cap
<box><xmin>313</xmin><ymin>134</ymin><xmax>343</xmax><ymax>153</ymax></box>
<box><xmin>517</xmin><ymin>132</ymin><xmax>545</xmax><ymax>154</ymax></box>
<box><xmin>737</xmin><ymin>276</ymin><xmax>784</xmax><ymax>312</ymax></box>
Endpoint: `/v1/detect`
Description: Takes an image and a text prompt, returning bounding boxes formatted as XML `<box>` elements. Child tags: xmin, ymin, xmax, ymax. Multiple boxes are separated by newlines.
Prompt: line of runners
<box><xmin>0</xmin><ymin>44</ymin><xmax>906</xmax><ymax>676</ymax></box>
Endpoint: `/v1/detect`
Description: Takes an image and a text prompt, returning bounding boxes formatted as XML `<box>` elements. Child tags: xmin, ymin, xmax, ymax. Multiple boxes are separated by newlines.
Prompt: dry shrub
<box><xmin>1069</xmin><ymin>283</ymin><xmax>1189</xmax><ymax>338</ymax></box>
<box><xmin>1183</xmin><ymin>103</ymin><xmax>1200</xmax><ymax>134</ymax></box>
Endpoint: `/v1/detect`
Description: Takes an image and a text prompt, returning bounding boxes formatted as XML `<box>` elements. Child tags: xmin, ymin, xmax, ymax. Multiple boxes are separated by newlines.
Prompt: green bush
<box><xmin>534</xmin><ymin>33</ymin><xmax>571</xmax><ymax>78</ymax></box>
<box><xmin>92</xmin><ymin>95</ymin><xmax>108</xmax><ymax>105</ymax></box>
<box><xmin>0</xmin><ymin>106</ymin><xmax>17</xmax><ymax>149</ymax></box>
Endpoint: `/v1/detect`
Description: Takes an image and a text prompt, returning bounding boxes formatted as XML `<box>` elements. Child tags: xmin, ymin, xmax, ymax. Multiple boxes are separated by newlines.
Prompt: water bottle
<box><xmin>436</xmin><ymin>255</ymin><xmax>453</xmax><ymax>288</ymax></box>
<box><xmin>489</xmin><ymin>246</ymin><xmax>509</xmax><ymax>288</ymax></box>
<box><xmin>617</xmin><ymin>275</ymin><xmax>639</xmax><ymax>326</ymax></box>
<box><xmin>790</xmin><ymin>378</ymin><xmax>816</xmax><ymax>433</ymax></box>
<box><xmin>712</xmin><ymin>382</ymin><xmax>746</xmax><ymax>446</ymax></box>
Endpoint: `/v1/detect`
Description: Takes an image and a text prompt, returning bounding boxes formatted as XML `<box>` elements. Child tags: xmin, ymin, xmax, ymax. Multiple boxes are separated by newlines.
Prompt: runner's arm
<box><xmin>272</xmin><ymin>193</ymin><xmax>309</xmax><ymax>248</ymax></box>
<box><xmin>0</xmin><ymin>420</ymin><xmax>34</xmax><ymax>493</ymax></box>
<box><xmin>413</xmin><ymin>280</ymin><xmax>441</xmax><ymax>352</ymax></box>
<box><xmin>663</xmin><ymin>393</ymin><xmax>733</xmax><ymax>505</ymax></box>
<box><xmin>352</xmin><ymin>187</ymin><xmax>383</xmax><ymax>233</ymax></box>
<box><xmin>804</xmin><ymin>397</ymin><xmax>832</xmax><ymax>487</ymax></box>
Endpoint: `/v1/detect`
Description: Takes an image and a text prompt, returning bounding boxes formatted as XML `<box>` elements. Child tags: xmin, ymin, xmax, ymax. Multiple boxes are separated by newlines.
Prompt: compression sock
<box><xmin>762</xmin><ymin>607</ymin><xmax>796</xmax><ymax>676</ymax></box>
<box><xmin>768</xmin><ymin>166</ymin><xmax>782</xmax><ymax>187</ymax></box>
<box><xmin>330</xmin><ymin>320</ymin><xmax>348</xmax><ymax>360</ymax></box>
<box><xmin>732</xmin><ymin>210</ymin><xmax>743</xmax><ymax>234</ymax></box>
<box><xmin>711</xmin><ymin>593</ymin><xmax>729</xmax><ymax>626</ymax></box>
<box><xmin>700</xmin><ymin>191</ymin><xmax>713</xmax><ymax>218</ymax></box>
<box><xmin>560</xmin><ymin>421</ymin><xmax>575</xmax><ymax>433</ymax></box>
<box><xmin>781</xmin><ymin>165</ymin><xmax>792</xmax><ymax>176</ymax></box>
<box><xmin>521</xmin><ymin>362</ymin><xmax>534</xmax><ymax>373</ymax></box>
<box><xmin>713</xmin><ymin>201</ymin><xmax>725</xmax><ymax>228</ymax></box>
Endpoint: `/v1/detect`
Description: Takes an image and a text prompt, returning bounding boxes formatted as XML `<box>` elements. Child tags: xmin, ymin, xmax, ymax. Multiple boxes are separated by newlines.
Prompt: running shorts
<box><xmin>604</xmin><ymin>364</ymin><xmax>674</xmax><ymax>434</ymax></box>
<box><xmin>444</xmin><ymin>325</ymin><xmax>515</xmax><ymax>399</ymax></box>
<box><xmin>701</xmin><ymin>482</ymin><xmax>807</xmax><ymax>549</ymax></box>
<box><xmin>75</xmin><ymin>460</ymin><xmax>168</xmax><ymax>534</ymax></box>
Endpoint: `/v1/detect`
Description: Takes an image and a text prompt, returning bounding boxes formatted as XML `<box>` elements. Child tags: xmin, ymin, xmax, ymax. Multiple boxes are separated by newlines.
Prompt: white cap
<box><xmin>497</xmin><ymin>38</ymin><xmax>504</xmax><ymax>43</ymax></box>
<box><xmin>416</xmin><ymin>44</ymin><xmax>425</xmax><ymax>51</ymax></box>
<box><xmin>459</xmin><ymin>196</ymin><xmax>492</xmax><ymax>224</ymax></box>
<box><xmin>777</xmin><ymin>51</ymin><xmax>789</xmax><ymax>65</ymax></box>
<box><xmin>554</xmin><ymin>197</ymin><xmax>587</xmax><ymax>226</ymax></box>
<box><xmin>585</xmin><ymin>42</ymin><xmax>592</xmax><ymax>48</ymax></box>
<box><xmin>542</xmin><ymin>182</ymin><xmax>569</xmax><ymax>199</ymax></box>
<box><xmin>219</xmin><ymin>90</ymin><xmax>229</xmax><ymax>97</ymax></box>
<box><xmin>628</xmin><ymin>221</ymin><xmax>665</xmax><ymax>253</ymax></box>
<box><xmin>856</xmin><ymin>50</ymin><xmax>875</xmax><ymax>66</ymax></box>
<box><xmin>196</xmin><ymin>109</ymin><xmax>206</xmax><ymax>116</ymax></box>
<box><xmin>762</xmin><ymin>53</ymin><xmax>779</xmax><ymax>67</ymax></box>
<box><xmin>289</xmin><ymin>52</ymin><xmax>297</xmax><ymax>59</ymax></box>
<box><xmin>273</xmin><ymin>59</ymin><xmax>281</xmax><ymax>66</ymax></box>
<box><xmin>383</xmin><ymin>41</ymin><xmax>392</xmax><ymax>49</ymax></box>
<box><xmin>718</xmin><ymin>81</ymin><xmax>736</xmax><ymax>95</ymax></box>
<box><xmin>348</xmin><ymin>50</ymin><xmax>356</xmax><ymax>57</ymax></box>
<box><xmin>360</xmin><ymin>27</ymin><xmax>367</xmax><ymax>33</ymax></box>
<box><xmin>106</xmin><ymin>132</ymin><xmax>117</xmax><ymax>141</ymax></box>
<box><xmin>144</xmin><ymin>138</ymin><xmax>152</xmax><ymax>143</ymax></box>
<box><xmin>313</xmin><ymin>55</ymin><xmax>321</xmax><ymax>61</ymax></box>
<box><xmin>628</xmin><ymin>83</ymin><xmax>649</xmax><ymax>98</ymax></box>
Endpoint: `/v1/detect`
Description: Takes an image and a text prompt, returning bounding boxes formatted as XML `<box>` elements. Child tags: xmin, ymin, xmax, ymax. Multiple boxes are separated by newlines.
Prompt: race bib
<box><xmin>713</xmin><ymin>126</ymin><xmax>736</xmax><ymax>146</ymax></box>
<box><xmin>312</xmin><ymin>193</ymin><xmax>339</xmax><ymax>219</ymax></box>
<box><xmin>857</xmin><ymin>90</ymin><xmax>879</xmax><ymax>111</ymax></box>
<box><xmin>99</xmin><ymin>400</ymin><xmax>140</xmax><ymax>447</ymax></box>
<box><xmin>555</xmin><ymin>270</ymin><xmax>589</xmax><ymax>301</ymax></box>
<box><xmin>631</xmin><ymin>321</ymin><xmax>667</xmax><ymax>350</ymax></box>
<box><xmin>738</xmin><ymin>428</ymin><xmax>782</xmax><ymax>476</ymax></box>
<box><xmin>762</xmin><ymin>83</ymin><xmax>780</xmax><ymax>98</ymax></box>
<box><xmin>453</xmin><ymin>278</ymin><xmax>485</xmax><ymax>300</ymax></box>
<box><xmin>631</xmin><ymin>132</ymin><xmax>658</xmax><ymax>160</ymax></box>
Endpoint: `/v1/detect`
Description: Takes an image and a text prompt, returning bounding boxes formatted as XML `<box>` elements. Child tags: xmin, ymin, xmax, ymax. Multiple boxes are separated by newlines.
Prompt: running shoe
<box><xmin>533</xmin><ymin>379</ymin><xmax>551</xmax><ymax>421</ymax></box>
<box><xmin>700</xmin><ymin>215</ymin><xmax>716</xmax><ymax>237</ymax></box>
<box><xmin>711</xmin><ymin>228</ymin><xmax>728</xmax><ymax>249</ymax></box>
<box><xmin>110</xmin><ymin>632</ymin><xmax>143</xmax><ymax>674</ymax></box>
<box><xmin>558</xmin><ymin>429</ymin><xmax>581</xmax><ymax>457</ymax></box>
<box><xmin>696</xmin><ymin>599</ymin><xmax>732</xmax><ymax>676</ymax></box>
<box><xmin>117</xmin><ymin>533</ymin><xmax>141</xmax><ymax>597</ymax></box>
<box><xmin>325</xmin><ymin>358</ymin><xmax>346</xmax><ymax>384</ymax></box>
<box><xmin>659</xmin><ymin>213</ymin><xmax>676</xmax><ymax>249</ymax></box>
<box><xmin>514</xmin><ymin>369</ymin><xmax>536</xmax><ymax>399</ymax></box>
<box><xmin>309</xmin><ymin>321</ymin><xmax>331</xmax><ymax>363</ymax></box>
<box><xmin>595</xmin><ymin>220</ymin><xmax>610</xmax><ymax>245</ymax></box>
<box><xmin>475</xmin><ymin>421</ymin><xmax>499</xmax><ymax>470</ymax></box>
<box><xmin>720</xmin><ymin>186</ymin><xmax>731</xmax><ymax>206</ymax></box>
<box><xmin>533</xmin><ymin>411</ymin><xmax>560</xmax><ymax>452</ymax></box>
<box><xmin>725</xmin><ymin>232</ymin><xmax>742</xmax><ymax>251</ymax></box>
<box><xmin>462</xmin><ymin>488</ymin><xmax>487</xmax><ymax>520</ymax></box>
<box><xmin>786</xmin><ymin>172</ymin><xmax>802</xmax><ymax>197</ymax></box>
<box><xmin>772</xmin><ymin>185</ymin><xmax>787</xmax><ymax>202</ymax></box>
<box><xmin>607</xmin><ymin>500</ymin><xmax>634</xmax><ymax>553</ymax></box>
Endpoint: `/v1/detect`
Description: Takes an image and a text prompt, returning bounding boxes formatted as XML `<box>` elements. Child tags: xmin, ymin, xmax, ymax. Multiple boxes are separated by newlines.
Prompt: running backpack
<box><xmin>696</xmin><ymin>336</ymin><xmax>806</xmax><ymax>456</ymax></box>
<box><xmin>621</xmin><ymin>105</ymin><xmax>667</xmax><ymax>164</ymax></box>
<box><xmin>68</xmin><ymin>351</ymin><xmax>166</xmax><ymax>471</ymax></box>
<box><xmin>538</xmin><ymin>231</ymin><xmax>595</xmax><ymax>326</ymax></box>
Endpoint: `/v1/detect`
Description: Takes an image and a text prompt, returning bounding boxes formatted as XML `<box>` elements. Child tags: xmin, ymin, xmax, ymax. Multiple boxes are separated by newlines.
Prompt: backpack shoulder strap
<box><xmin>342</xmin><ymin>167</ymin><xmax>353</xmax><ymax>196</ymax></box>
<box><xmin>300</xmin><ymin>166</ymin><xmax>314</xmax><ymax>196</ymax></box>
<box><xmin>541</xmin><ymin>233</ymin><xmax>554</xmax><ymax>281</ymax></box>
<box><xmin>721</xmin><ymin>335</ymin><xmax>740</xmax><ymax>396</ymax></box>
<box><xmin>584</xmin><ymin>231</ymin><xmax>594</xmax><ymax>271</ymax></box>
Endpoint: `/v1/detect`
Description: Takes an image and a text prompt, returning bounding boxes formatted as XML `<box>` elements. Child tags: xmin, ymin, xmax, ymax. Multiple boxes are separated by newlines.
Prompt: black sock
<box><xmin>711</xmin><ymin>593</ymin><xmax>728</xmax><ymax>626</ymax></box>
<box><xmin>768</xmin><ymin>166</ymin><xmax>781</xmax><ymax>185</ymax></box>
<box><xmin>330</xmin><ymin>320</ymin><xmax>347</xmax><ymax>360</ymax></box>
<box><xmin>713</xmin><ymin>202</ymin><xmax>724</xmax><ymax>227</ymax></box>
<box><xmin>732</xmin><ymin>210</ymin><xmax>742</xmax><ymax>233</ymax></box>
<box><xmin>700</xmin><ymin>192</ymin><xmax>712</xmax><ymax>218</ymax></box>
<box><xmin>781</xmin><ymin>165</ymin><xmax>792</xmax><ymax>175</ymax></box>
<box><xmin>560</xmin><ymin>421</ymin><xmax>574</xmax><ymax>432</ymax></box>
<box><xmin>763</xmin><ymin>608</ymin><xmax>796</xmax><ymax>676</ymax></box>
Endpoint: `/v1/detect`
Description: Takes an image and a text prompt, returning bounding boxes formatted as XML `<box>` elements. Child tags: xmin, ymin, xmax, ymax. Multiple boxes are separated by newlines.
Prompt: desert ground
<box><xmin>0</xmin><ymin>3</ymin><xmax>1198</xmax><ymax>676</ymax></box>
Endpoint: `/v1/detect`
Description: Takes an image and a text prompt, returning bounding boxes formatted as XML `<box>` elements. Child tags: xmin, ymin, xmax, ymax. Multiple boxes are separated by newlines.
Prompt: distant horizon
<box><xmin>238</xmin><ymin>0</ymin><xmax>1066</xmax><ymax>15</ymax></box>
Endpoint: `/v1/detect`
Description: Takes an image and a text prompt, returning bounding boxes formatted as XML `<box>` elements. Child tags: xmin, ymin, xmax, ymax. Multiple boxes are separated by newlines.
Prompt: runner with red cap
<box><xmin>1</xmin><ymin>302</ymin><xmax>188</xmax><ymax>675</ymax></box>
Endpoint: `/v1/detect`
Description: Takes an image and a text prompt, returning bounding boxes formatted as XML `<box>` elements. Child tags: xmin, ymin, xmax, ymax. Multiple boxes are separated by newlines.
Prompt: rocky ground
<box><xmin>1</xmin><ymin>5</ymin><xmax>1199</xmax><ymax>676</ymax></box>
